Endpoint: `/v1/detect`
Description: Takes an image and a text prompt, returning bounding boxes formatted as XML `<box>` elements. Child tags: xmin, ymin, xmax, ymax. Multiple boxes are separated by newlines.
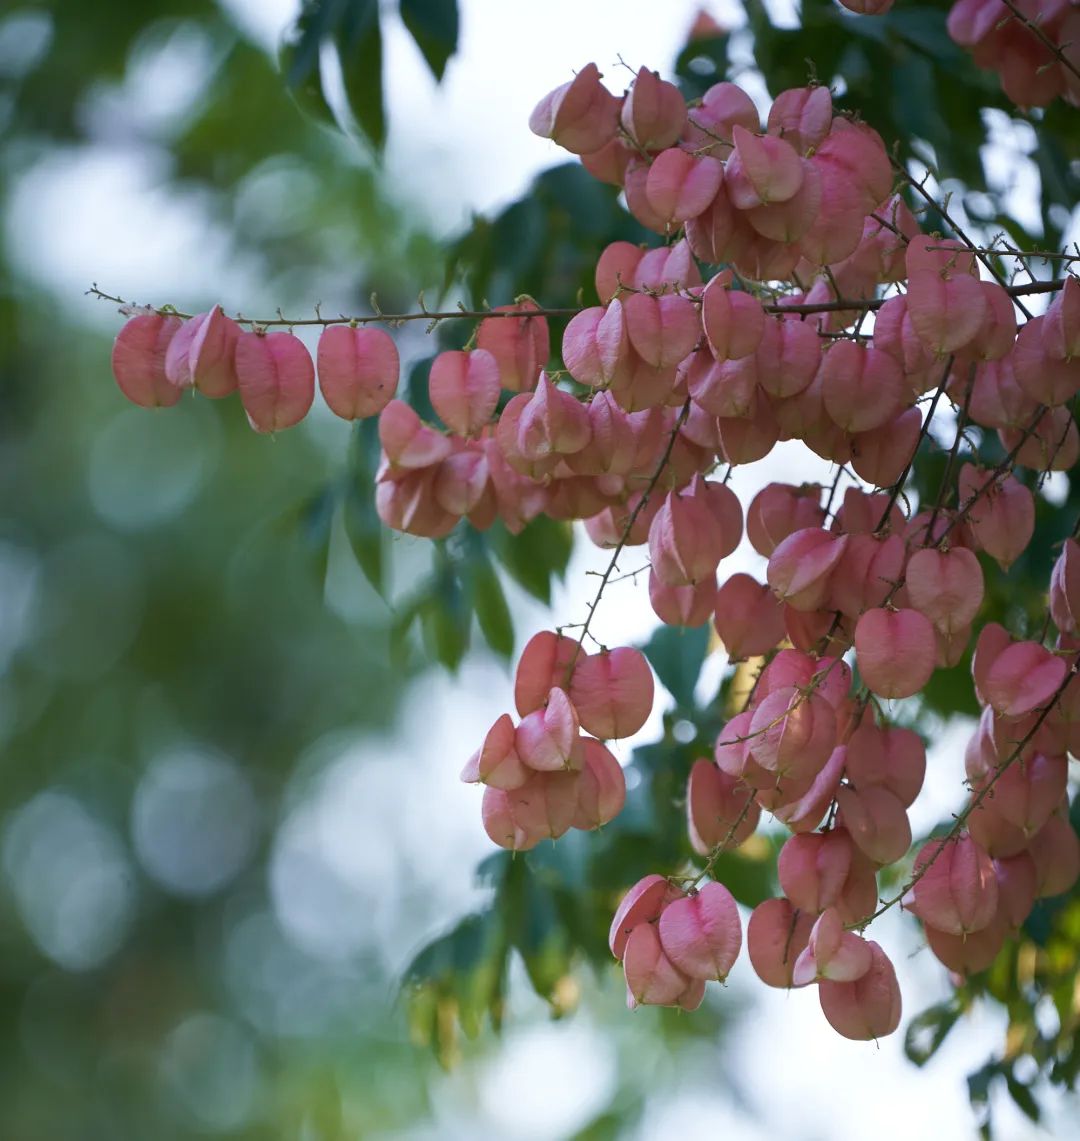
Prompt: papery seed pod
<box><xmin>923</xmin><ymin>914</ymin><xmax>1006</xmax><ymax>976</ymax></box>
<box><xmin>620</xmin><ymin>66</ymin><xmax>686</xmax><ymax>151</ymax></box>
<box><xmin>747</xmin><ymin>897</ymin><xmax>815</xmax><ymax>988</ymax></box>
<box><xmin>818</xmin><ymin>941</ymin><xmax>901</xmax><ymax>1041</ymax></box>
<box><xmin>850</xmin><ymin>406</ymin><xmax>922</xmax><ymax>488</ymax></box>
<box><xmin>111</xmin><ymin>312</ymin><xmax>184</xmax><ymax>408</ymax></box>
<box><xmin>854</xmin><ymin>608</ymin><xmax>936</xmax><ymax>700</ymax></box>
<box><xmin>906</xmin><ymin>270</ymin><xmax>990</xmax><ymax>356</ymax></box>
<box><xmin>792</xmin><ymin>908</ymin><xmax>872</xmax><ymax>987</ymax></box>
<box><xmin>754</xmin><ymin>317</ymin><xmax>820</xmax><ymax>399</ymax></box>
<box><xmin>515</xmin><ymin>686</ymin><xmax>581</xmax><ymax>771</ymax></box>
<box><xmin>235</xmin><ymin>330</ymin><xmax>315</xmax><ymax>433</ymax></box>
<box><xmin>165</xmin><ymin>305</ymin><xmax>241</xmax><ymax>398</ymax></box>
<box><xmin>747</xmin><ymin>483</ymin><xmax>825</xmax><ymax>556</ymax></box>
<box><xmin>1051</xmin><ymin>538</ymin><xmax>1080</xmax><ymax>634</ymax></box>
<box><xmin>463</xmin><ymin>713</ymin><xmax>529</xmax><ymax>790</ymax></box>
<box><xmin>633</xmin><ymin>238</ymin><xmax>703</xmax><ymax>293</ymax></box>
<box><xmin>767</xmin><ymin>527</ymin><xmax>848</xmax><ymax>611</ymax></box>
<box><xmin>514</xmin><ymin>631</ymin><xmax>580</xmax><ymax>716</ymax></box>
<box><xmin>375</xmin><ymin>467</ymin><xmax>457</xmax><ymax>538</ymax></box>
<box><xmin>476</xmin><ymin>301</ymin><xmax>550</xmax><ymax>393</ymax></box>
<box><xmin>715</xmin><ymin>391</ymin><xmax>782</xmax><ymax>464</ymax></box>
<box><xmin>482</xmin><ymin>770</ymin><xmax>580</xmax><ymax>850</ymax></box>
<box><xmin>905</xmin><ymin>546</ymin><xmax>984</xmax><ymax>636</ymax></box>
<box><xmin>701</xmin><ymin>275</ymin><xmax>766</xmax><ymax>361</ymax></box>
<box><xmin>658</xmin><ymin>882</ymin><xmax>743</xmax><ymax>981</ymax></box>
<box><xmin>648</xmin><ymin>569</ymin><xmax>717</xmax><ymax>628</ymax></box>
<box><xmin>517</xmin><ymin>374</ymin><xmax>592</xmax><ymax>460</ymax></box>
<box><xmin>766</xmin><ymin>85</ymin><xmax>833</xmax><ymax>155</ymax></box>
<box><xmin>379</xmin><ymin>399</ymin><xmax>453</xmax><ymax>470</ymax></box>
<box><xmin>572</xmin><ymin>737</ymin><xmax>627</xmax><ymax>830</ymax></box>
<box><xmin>529</xmin><ymin>62</ymin><xmax>620</xmax><ymax>154</ymax></box>
<box><xmin>772</xmin><ymin>744</ymin><xmax>846</xmax><ymax>833</ymax></box>
<box><xmin>317</xmin><ymin>324</ymin><xmax>399</xmax><ymax>419</ymax></box>
<box><xmin>686</xmin><ymin>759</ymin><xmax>760</xmax><ymax>854</ymax></box>
<box><xmin>1027</xmin><ymin>811</ymin><xmax>1080</xmax><ymax>898</ymax></box>
<box><xmin>835</xmin><ymin>784</ymin><xmax>911</xmax><ymax>865</ymax></box>
<box><xmin>569</xmin><ymin>647</ymin><xmax>654</xmax><ymax>740</ymax></box>
<box><xmin>726</xmin><ymin>125</ymin><xmax>804</xmax><ymax>208</ymax></box>
<box><xmin>595</xmin><ymin>242</ymin><xmax>644</xmax><ymax>304</ymax></box>
<box><xmin>714</xmin><ymin>573</ymin><xmax>786</xmax><ymax>660</ymax></box>
<box><xmin>623</xmin><ymin>291</ymin><xmax>700</xmax><ymax>370</ymax></box>
<box><xmin>683</xmin><ymin>80</ymin><xmax>759</xmax><ymax>157</ymax></box>
<box><xmin>714</xmin><ymin>710</ymin><xmax>754</xmax><ymax>778</ymax></box>
<box><xmin>748</xmin><ymin>687</ymin><xmax>837</xmax><ymax>784</ymax></box>
<box><xmin>982</xmin><ymin>641</ymin><xmax>1068</xmax><ymax>719</ymax></box>
<box><xmin>994</xmin><ymin>852</ymin><xmax>1038</xmax><ymax>929</ymax></box>
<box><xmin>778</xmin><ymin>829</ymin><xmax>854</xmax><ymax>914</ymax></box>
<box><xmin>645</xmin><ymin>148</ymin><xmax>725</xmax><ymax>227</ymax></box>
<box><xmin>820</xmin><ymin>340</ymin><xmax>907</xmax><ymax>434</ymax></box>
<box><xmin>649</xmin><ymin>483</ymin><xmax>726</xmax><ymax>587</ymax></box>
<box><xmin>909</xmin><ymin>834</ymin><xmax>998</xmax><ymax>936</ymax></box>
<box><xmin>609</xmin><ymin>874</ymin><xmax>681</xmax><ymax>959</ymax></box>
<box><xmin>429</xmin><ymin>348</ymin><xmax>501</xmax><ymax>437</ymax></box>
<box><xmin>1013</xmin><ymin>315</ymin><xmax>1080</xmax><ymax>406</ymax></box>
<box><xmin>623</xmin><ymin>921</ymin><xmax>692</xmax><ymax>1008</ymax></box>
<box><xmin>1044</xmin><ymin>274</ymin><xmax>1080</xmax><ymax>360</ymax></box>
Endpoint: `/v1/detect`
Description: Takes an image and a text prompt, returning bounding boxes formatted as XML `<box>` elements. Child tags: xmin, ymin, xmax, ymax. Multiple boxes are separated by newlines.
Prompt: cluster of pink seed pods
<box><xmin>109</xmin><ymin>60</ymin><xmax>1080</xmax><ymax>1044</ymax></box>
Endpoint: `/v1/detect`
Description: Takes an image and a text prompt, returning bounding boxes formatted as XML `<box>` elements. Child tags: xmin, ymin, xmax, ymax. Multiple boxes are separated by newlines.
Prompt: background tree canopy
<box><xmin>1</xmin><ymin>1</ymin><xmax>1078</xmax><ymax>1138</ymax></box>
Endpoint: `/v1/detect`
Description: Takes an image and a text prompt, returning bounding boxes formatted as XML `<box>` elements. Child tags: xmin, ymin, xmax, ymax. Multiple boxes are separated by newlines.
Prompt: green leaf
<box><xmin>1004</xmin><ymin>1071</ymin><xmax>1041</xmax><ymax>1124</ymax></box>
<box><xmin>421</xmin><ymin>556</ymin><xmax>470</xmax><ymax>670</ymax></box>
<box><xmin>469</xmin><ymin>557</ymin><xmax>514</xmax><ymax>659</ymax></box>
<box><xmin>336</xmin><ymin>7</ymin><xmax>385</xmax><ymax>150</ymax></box>
<box><xmin>640</xmin><ymin>622</ymin><xmax>710</xmax><ymax>709</ymax></box>
<box><xmin>342</xmin><ymin>486</ymin><xmax>384</xmax><ymax>595</ymax></box>
<box><xmin>490</xmin><ymin>516</ymin><xmax>573</xmax><ymax>604</ymax></box>
<box><xmin>400</xmin><ymin>0</ymin><xmax>459</xmax><ymax>82</ymax></box>
<box><xmin>905</xmin><ymin>1000</ymin><xmax>962</xmax><ymax>1066</ymax></box>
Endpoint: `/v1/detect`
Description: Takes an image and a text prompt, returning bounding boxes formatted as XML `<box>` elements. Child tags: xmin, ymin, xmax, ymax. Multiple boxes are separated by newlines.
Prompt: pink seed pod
<box><xmin>772</xmin><ymin>743</ymin><xmax>846</xmax><ymax>833</ymax></box>
<box><xmin>622</xmin><ymin>291</ymin><xmax>700</xmax><ymax>370</ymax></box>
<box><xmin>572</xmin><ymin>737</ymin><xmax>627</xmax><ymax>830</ymax></box>
<box><xmin>374</xmin><ymin>467</ymin><xmax>457</xmax><ymax>538</ymax></box>
<box><xmin>835</xmin><ymin>784</ymin><xmax>911</xmax><ymax>865</ymax></box>
<box><xmin>714</xmin><ymin>573</ymin><xmax>786</xmax><ymax>660</ymax></box>
<box><xmin>766</xmin><ymin>85</ymin><xmax>833</xmax><ymax>155</ymax></box>
<box><xmin>623</xmin><ymin>921</ymin><xmax>691</xmax><ymax>1009</ymax></box>
<box><xmin>1027</xmin><ymin>811</ymin><xmax>1080</xmax><ymax>898</ymax></box>
<box><xmin>645</xmin><ymin>148</ymin><xmax>725</xmax><ymax>227</ymax></box>
<box><xmin>1000</xmin><ymin>405</ymin><xmax>1080</xmax><ymax>473</ymax></box>
<box><xmin>164</xmin><ymin>305</ymin><xmax>241</xmax><ymax>398</ymax></box>
<box><xmin>853</xmin><ymin>724</ymin><xmax>926</xmax><ymax>808</ymax></box>
<box><xmin>476</xmin><ymin>302</ymin><xmax>550</xmax><ymax>393</ymax></box>
<box><xmin>832</xmin><ymin>487</ymin><xmax>902</xmax><ymax>536</ymax></box>
<box><xmin>316</xmin><ymin>324</ymin><xmax>399</xmax><ymax>419</ymax></box>
<box><xmin>909</xmin><ymin>834</ymin><xmax>999</xmax><ymax>936</ymax></box>
<box><xmin>569</xmin><ymin>646</ymin><xmax>654</xmax><ymax>740</ymax></box>
<box><xmin>701</xmin><ymin>274</ymin><xmax>766</xmax><ymax>361</ymax></box>
<box><xmin>528</xmin><ymin>62</ymin><xmax>620</xmax><ymax>155</ymax></box>
<box><xmin>378</xmin><ymin>399</ymin><xmax>453</xmax><ymax>470</ymax></box>
<box><xmin>1043</xmin><ymin>273</ymin><xmax>1080</xmax><ymax>360</ymax></box>
<box><xmin>973</xmin><ymin>751</ymin><xmax>1068</xmax><ymax>840</ymax></box>
<box><xmin>714</xmin><ymin>710</ymin><xmax>754</xmax><ymax>778</ymax></box>
<box><xmin>682</xmin><ymin>80</ymin><xmax>759</xmax><ymax>157</ymax></box>
<box><xmin>747</xmin><ymin>483</ymin><xmax>825</xmax><ymax>556</ymax></box>
<box><xmin>795</xmin><ymin>153</ymin><xmax>869</xmax><ymax>266</ymax></box>
<box><xmin>562</xmin><ymin>306</ymin><xmax>608</xmax><ymax>387</ymax></box>
<box><xmin>514</xmin><ymin>631</ymin><xmax>580</xmax><ymax>715</ymax></box>
<box><xmin>111</xmin><ymin>312</ymin><xmax>184</xmax><ymax>408</ymax></box>
<box><xmin>971</xmin><ymin>621</ymin><xmax>1011</xmax><ymax>706</ymax></box>
<box><xmin>982</xmin><ymin>641</ymin><xmax>1068</xmax><ymax>719</ymax></box>
<box><xmin>1013</xmin><ymin>315</ymin><xmax>1080</xmax><ymax>406</ymax></box>
<box><xmin>515</xmin><ymin>686</ymin><xmax>582</xmax><ymax>771</ymax></box>
<box><xmin>827</xmin><ymin>532</ymin><xmax>906</xmax><ymax>619</ymax></box>
<box><xmin>715</xmin><ymin>392</ymin><xmax>782</xmax><ymax>464</ymax></box>
<box><xmin>428</xmin><ymin>348</ymin><xmax>501</xmax><ymax>437</ymax></box>
<box><xmin>754</xmin><ymin>647</ymin><xmax>828</xmax><ymax>702</ymax></box>
<box><xmin>923</xmin><ymin>914</ymin><xmax>1006</xmax><ymax>977</ymax></box>
<box><xmin>960</xmin><ymin>281</ymin><xmax>1017</xmax><ymax>363</ymax></box>
<box><xmin>905</xmin><ymin>546</ymin><xmax>984</xmax><ymax>636</ymax></box>
<box><xmin>595</xmin><ymin>242</ymin><xmax>644</xmax><ymax>304</ymax></box>
<box><xmin>850</xmin><ymin>406</ymin><xmax>922</xmax><ymax>488</ymax></box>
<box><xmin>648</xmin><ymin>484</ymin><xmax>726</xmax><ymax>588</ymax></box>
<box><xmin>648</xmin><ymin>569</ymin><xmax>717</xmax><ymax>628</ymax></box>
<box><xmin>820</xmin><ymin>341</ymin><xmax>907</xmax><ymax>433</ymax></box>
<box><xmin>855</xmin><ymin>607</ymin><xmax>936</xmax><ymax>700</ymax></box>
<box><xmin>967</xmin><ymin>356</ymin><xmax>1038</xmax><ymax>431</ymax></box>
<box><xmin>481</xmin><ymin>770</ymin><xmax>580</xmax><ymax>851</ymax></box>
<box><xmin>462</xmin><ymin>713</ymin><xmax>529</xmax><ymax>790</ymax></box>
<box><xmin>1051</xmin><ymin>538</ymin><xmax>1080</xmax><ymax>634</ymax></box>
<box><xmin>778</xmin><ymin>829</ymin><xmax>854</xmax><ymax>914</ymax></box>
<box><xmin>517</xmin><ymin>373</ymin><xmax>591</xmax><ymax>460</ymax></box>
<box><xmin>743</xmin><ymin>158</ymin><xmax>822</xmax><ymax>243</ymax></box>
<box><xmin>633</xmin><ymin>238</ymin><xmax>703</xmax><ymax>294</ymax></box>
<box><xmin>994</xmin><ymin>852</ymin><xmax>1038</xmax><ymax>929</ymax></box>
<box><xmin>906</xmin><ymin>234</ymin><xmax>977</xmax><ymax>278</ymax></box>
<box><xmin>701</xmin><ymin>478</ymin><xmax>743</xmax><ymax>558</ymax></box>
<box><xmin>687</xmin><ymin>352</ymin><xmax>759</xmax><ymax>419</ymax></box>
<box><xmin>818</xmin><ymin>941</ymin><xmax>902</xmax><ymax>1041</ymax></box>
<box><xmin>725</xmin><ymin>124</ymin><xmax>804</xmax><ymax>208</ymax></box>
<box><xmin>784</xmin><ymin>607</ymin><xmax>854</xmax><ymax>657</ymax></box>
<box><xmin>962</xmin><ymin>463</ymin><xmax>1040</xmax><ymax>570</ymax></box>
<box><xmin>684</xmin><ymin>178</ymin><xmax>751</xmax><ymax>264</ymax></box>
<box><xmin>609</xmin><ymin>874</ymin><xmax>682</xmax><ymax>959</ymax></box>
<box><xmin>747</xmin><ymin>897</ymin><xmax>815</xmax><ymax>988</ymax></box>
<box><xmin>620</xmin><ymin>66</ymin><xmax>686</xmax><ymax>151</ymax></box>
<box><xmin>748</xmin><ymin>687</ymin><xmax>838</xmax><ymax>784</ymax></box>
<box><xmin>623</xmin><ymin>157</ymin><xmax>672</xmax><ymax>234</ymax></box>
<box><xmin>905</xmin><ymin>269</ymin><xmax>990</xmax><ymax>356</ymax></box>
<box><xmin>235</xmin><ymin>330</ymin><xmax>315</xmax><ymax>433</ymax></box>
<box><xmin>581</xmin><ymin>137</ymin><xmax>633</xmax><ymax>187</ymax></box>
<box><xmin>565</xmin><ymin>391</ymin><xmax>640</xmax><ymax>477</ymax></box>
<box><xmin>754</xmin><ymin>317</ymin><xmax>821</xmax><ymax>399</ymax></box>
<box><xmin>686</xmin><ymin>759</ymin><xmax>760</xmax><ymax>854</ymax></box>
<box><xmin>792</xmin><ymin>908</ymin><xmax>872</xmax><ymax>987</ymax></box>
<box><xmin>658</xmin><ymin>881</ymin><xmax>742</xmax><ymax>981</ymax></box>
<box><xmin>767</xmin><ymin>527</ymin><xmax>848</xmax><ymax>611</ymax></box>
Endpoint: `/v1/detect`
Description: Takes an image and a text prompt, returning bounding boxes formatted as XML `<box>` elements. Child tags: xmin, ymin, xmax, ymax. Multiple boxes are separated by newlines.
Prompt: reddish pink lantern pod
<box><xmin>645</xmin><ymin>148</ymin><xmax>725</xmax><ymax>227</ymax></box>
<box><xmin>517</xmin><ymin>374</ymin><xmax>592</xmax><ymax>460</ymax></box>
<box><xmin>725</xmin><ymin>124</ymin><xmax>804</xmax><ymax>208</ymax></box>
<box><xmin>686</xmin><ymin>759</ymin><xmax>760</xmax><ymax>854</ymax></box>
<box><xmin>1012</xmin><ymin>315</ymin><xmax>1080</xmax><ymax>407</ymax></box>
<box><xmin>908</xmin><ymin>834</ymin><xmax>999</xmax><ymax>936</ymax></box>
<box><xmin>609</xmin><ymin>874</ymin><xmax>682</xmax><ymax>960</ymax></box>
<box><xmin>835</xmin><ymin>784</ymin><xmax>911</xmax><ymax>866</ymax></box>
<box><xmin>514</xmin><ymin>631</ymin><xmax>580</xmax><ymax>715</ymax></box>
<box><xmin>375</xmin><ymin>467</ymin><xmax>457</xmax><ymax>538</ymax></box>
<box><xmin>826</xmin><ymin>531</ymin><xmax>906</xmax><ymax>619</ymax></box>
<box><xmin>767</xmin><ymin>527</ymin><xmax>848</xmax><ymax>611</ymax></box>
<box><xmin>633</xmin><ymin>239</ymin><xmax>702</xmax><ymax>294</ymax></box>
<box><xmin>701</xmin><ymin>274</ymin><xmax>766</xmax><ymax>361</ymax></box>
<box><xmin>569</xmin><ymin>646</ymin><xmax>654</xmax><ymax>740</ymax></box>
<box><xmin>111</xmin><ymin>312</ymin><xmax>184</xmax><ymax>408</ymax></box>
<box><xmin>620</xmin><ymin>66</ymin><xmax>686</xmax><ymax>152</ymax></box>
<box><xmin>649</xmin><ymin>483</ymin><xmax>726</xmax><ymax>588</ymax></box>
<box><xmin>905</xmin><ymin>546</ymin><xmax>984</xmax><ymax>637</ymax></box>
<box><xmin>959</xmin><ymin>465</ymin><xmax>1035</xmax><ymax>571</ymax></box>
<box><xmin>434</xmin><ymin>443</ymin><xmax>489</xmax><ymax>516</ymax></box>
<box><xmin>923</xmin><ymin>914</ymin><xmax>1005</xmax><ymax>977</ymax></box>
<box><xmin>754</xmin><ymin>317</ymin><xmax>820</xmax><ymax>399</ymax></box>
<box><xmin>316</xmin><ymin>324</ymin><xmax>399</xmax><ymax>419</ymax></box>
<box><xmin>476</xmin><ymin>302</ymin><xmax>550</xmax><ymax>393</ymax></box>
<box><xmin>748</xmin><ymin>687</ymin><xmax>838</xmax><ymax>784</ymax></box>
<box><xmin>844</xmin><ymin>723</ymin><xmax>926</xmax><ymax>809</ymax></box>
<box><xmin>1051</xmin><ymin>538</ymin><xmax>1080</xmax><ymax>634</ymax></box>
<box><xmin>378</xmin><ymin>399</ymin><xmax>453</xmax><ymax>470</ymax></box>
<box><xmin>792</xmin><ymin>908</ymin><xmax>872</xmax><ymax>987</ymax></box>
<box><xmin>428</xmin><ymin>348</ymin><xmax>501</xmax><ymax>437</ymax></box>
<box><xmin>572</xmin><ymin>737</ymin><xmax>627</xmax><ymax>830</ymax></box>
<box><xmin>818</xmin><ymin>941</ymin><xmax>902</xmax><ymax>1041</ymax></box>
<box><xmin>994</xmin><ymin>852</ymin><xmax>1039</xmax><ymax>930</ymax></box>
<box><xmin>850</xmin><ymin>406</ymin><xmax>922</xmax><ymax>488</ymax></box>
<box><xmin>777</xmin><ymin>829</ymin><xmax>855</xmax><ymax>914</ymax></box>
<box><xmin>714</xmin><ymin>573</ymin><xmax>786</xmax><ymax>660</ymax></box>
<box><xmin>464</xmin><ymin>713</ymin><xmax>529</xmax><ymax>790</ymax></box>
<box><xmin>747</xmin><ymin>897</ymin><xmax>816</xmax><ymax>988</ymax></box>
<box><xmin>746</xmin><ymin>483</ymin><xmax>825</xmax><ymax>556</ymax></box>
<box><xmin>595</xmin><ymin>242</ymin><xmax>644</xmax><ymax>303</ymax></box>
<box><xmin>767</xmin><ymin>85</ymin><xmax>833</xmax><ymax>154</ymax></box>
<box><xmin>1044</xmin><ymin>273</ymin><xmax>1080</xmax><ymax>360</ymax></box>
<box><xmin>713</xmin><ymin>710</ymin><xmax>754</xmax><ymax>778</ymax></box>
<box><xmin>529</xmin><ymin>62</ymin><xmax>620</xmax><ymax>155</ymax></box>
<box><xmin>515</xmin><ymin>686</ymin><xmax>581</xmax><ymax>772</ymax></box>
<box><xmin>982</xmin><ymin>641</ymin><xmax>1068</xmax><ymax>719</ymax></box>
<box><xmin>481</xmin><ymin>770</ymin><xmax>580</xmax><ymax>851</ymax></box>
<box><xmin>658</xmin><ymin>882</ymin><xmax>742</xmax><ymax>982</ymax></box>
<box><xmin>622</xmin><ymin>291</ymin><xmax>700</xmax><ymax>370</ymax></box>
<box><xmin>905</xmin><ymin>269</ymin><xmax>989</xmax><ymax>356</ymax></box>
<box><xmin>743</xmin><ymin>158</ymin><xmax>822</xmax><ymax>244</ymax></box>
<box><xmin>820</xmin><ymin>340</ymin><xmax>907</xmax><ymax>434</ymax></box>
<box><xmin>1027</xmin><ymin>812</ymin><xmax>1080</xmax><ymax>898</ymax></box>
<box><xmin>1001</xmin><ymin>405</ymin><xmax>1080</xmax><ymax>473</ymax></box>
<box><xmin>648</xmin><ymin>569</ymin><xmax>717</xmax><ymax>628</ymax></box>
<box><xmin>164</xmin><ymin>305</ymin><xmax>241</xmax><ymax>398</ymax></box>
<box><xmin>623</xmin><ymin>921</ymin><xmax>691</xmax><ymax>1009</ymax></box>
<box><xmin>235</xmin><ymin>329</ymin><xmax>315</xmax><ymax>433</ymax></box>
<box><xmin>972</xmin><ymin>751</ymin><xmax>1068</xmax><ymax>841</ymax></box>
<box><xmin>715</xmin><ymin>391</ymin><xmax>782</xmax><ymax>464</ymax></box>
<box><xmin>854</xmin><ymin>607</ymin><xmax>937</xmax><ymax>700</ymax></box>
<box><xmin>772</xmin><ymin>743</ymin><xmax>846</xmax><ymax>834</ymax></box>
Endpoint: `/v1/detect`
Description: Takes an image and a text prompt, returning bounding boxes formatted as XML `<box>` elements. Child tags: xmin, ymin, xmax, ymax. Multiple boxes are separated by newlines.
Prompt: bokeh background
<box><xmin>3</xmin><ymin>1</ymin><xmax>1079</xmax><ymax>1138</ymax></box>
